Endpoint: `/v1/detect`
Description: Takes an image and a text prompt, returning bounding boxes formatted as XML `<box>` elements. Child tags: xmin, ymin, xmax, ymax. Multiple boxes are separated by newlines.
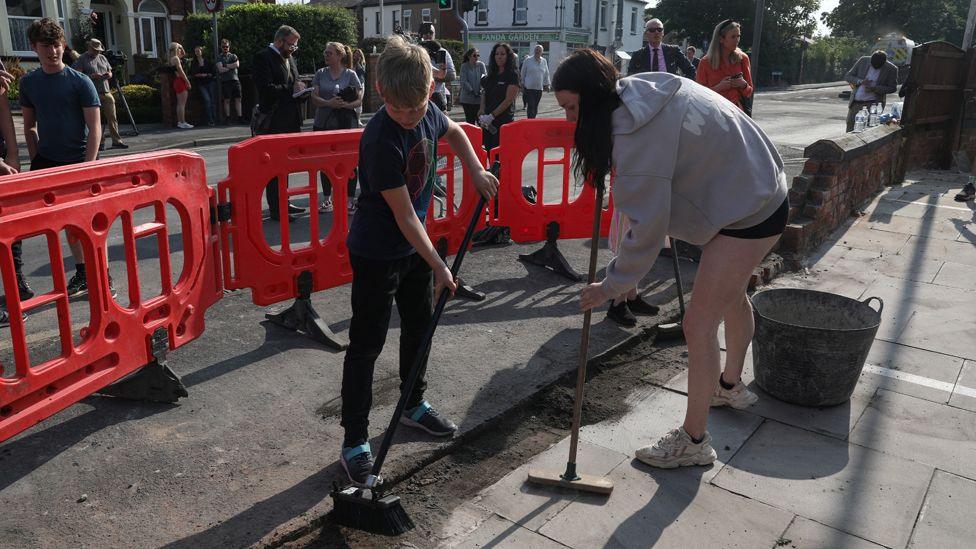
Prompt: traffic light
<box><xmin>437</xmin><ymin>0</ymin><xmax>453</xmax><ymax>11</ymax></box>
<box><xmin>461</xmin><ymin>0</ymin><xmax>479</xmax><ymax>12</ymax></box>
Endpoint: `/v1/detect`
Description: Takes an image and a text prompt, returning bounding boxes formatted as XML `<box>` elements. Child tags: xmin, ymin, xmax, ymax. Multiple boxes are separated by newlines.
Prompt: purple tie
<box><xmin>652</xmin><ymin>48</ymin><xmax>660</xmax><ymax>72</ymax></box>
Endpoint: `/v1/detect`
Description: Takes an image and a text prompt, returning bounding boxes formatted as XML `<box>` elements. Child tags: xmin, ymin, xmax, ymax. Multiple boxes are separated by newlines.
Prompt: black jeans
<box><xmin>462</xmin><ymin>103</ymin><xmax>480</xmax><ymax>125</ymax></box>
<box><xmin>523</xmin><ymin>89</ymin><xmax>543</xmax><ymax>119</ymax></box>
<box><xmin>341</xmin><ymin>252</ymin><xmax>433</xmax><ymax>446</ymax></box>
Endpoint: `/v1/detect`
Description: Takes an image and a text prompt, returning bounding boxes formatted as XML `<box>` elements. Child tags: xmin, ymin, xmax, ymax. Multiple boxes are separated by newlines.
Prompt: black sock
<box><xmin>719</xmin><ymin>374</ymin><xmax>736</xmax><ymax>390</ymax></box>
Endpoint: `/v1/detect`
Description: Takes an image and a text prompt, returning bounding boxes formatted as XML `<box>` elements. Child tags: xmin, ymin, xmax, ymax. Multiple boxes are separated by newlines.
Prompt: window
<box><xmin>7</xmin><ymin>0</ymin><xmax>44</xmax><ymax>54</ymax></box>
<box><xmin>573</xmin><ymin>0</ymin><xmax>582</xmax><ymax>28</ymax></box>
<box><xmin>630</xmin><ymin>7</ymin><xmax>638</xmax><ymax>34</ymax></box>
<box><xmin>421</xmin><ymin>8</ymin><xmax>431</xmax><ymax>22</ymax></box>
<box><xmin>403</xmin><ymin>9</ymin><xmax>412</xmax><ymax>33</ymax></box>
<box><xmin>476</xmin><ymin>0</ymin><xmax>488</xmax><ymax>25</ymax></box>
<box><xmin>600</xmin><ymin>1</ymin><xmax>607</xmax><ymax>31</ymax></box>
<box><xmin>137</xmin><ymin>0</ymin><xmax>170</xmax><ymax>59</ymax></box>
<box><xmin>375</xmin><ymin>11</ymin><xmax>380</xmax><ymax>34</ymax></box>
<box><xmin>392</xmin><ymin>9</ymin><xmax>399</xmax><ymax>33</ymax></box>
<box><xmin>513</xmin><ymin>0</ymin><xmax>527</xmax><ymax>25</ymax></box>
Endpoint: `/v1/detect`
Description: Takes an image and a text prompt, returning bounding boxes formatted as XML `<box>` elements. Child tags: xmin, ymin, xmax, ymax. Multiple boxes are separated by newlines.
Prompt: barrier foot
<box><xmin>518</xmin><ymin>222</ymin><xmax>583</xmax><ymax>282</ymax></box>
<box><xmin>99</xmin><ymin>328</ymin><xmax>188</xmax><ymax>403</ymax></box>
<box><xmin>472</xmin><ymin>225</ymin><xmax>511</xmax><ymax>247</ymax></box>
<box><xmin>456</xmin><ymin>279</ymin><xmax>487</xmax><ymax>301</ymax></box>
<box><xmin>435</xmin><ymin>237</ymin><xmax>487</xmax><ymax>302</ymax></box>
<box><xmin>265</xmin><ymin>271</ymin><xmax>348</xmax><ymax>351</ymax></box>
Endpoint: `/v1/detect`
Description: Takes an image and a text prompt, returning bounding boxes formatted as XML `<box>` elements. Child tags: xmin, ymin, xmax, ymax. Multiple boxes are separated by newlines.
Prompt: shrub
<box><xmin>803</xmin><ymin>35</ymin><xmax>871</xmax><ymax>84</ymax></box>
<box><xmin>1</xmin><ymin>57</ymin><xmax>26</xmax><ymax>102</ymax></box>
<box><xmin>182</xmin><ymin>3</ymin><xmax>357</xmax><ymax>75</ymax></box>
<box><xmin>117</xmin><ymin>84</ymin><xmax>161</xmax><ymax>124</ymax></box>
<box><xmin>360</xmin><ymin>36</ymin><xmax>389</xmax><ymax>56</ymax></box>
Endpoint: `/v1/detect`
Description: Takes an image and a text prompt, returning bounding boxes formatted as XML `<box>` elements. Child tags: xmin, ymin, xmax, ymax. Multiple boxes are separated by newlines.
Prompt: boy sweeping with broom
<box><xmin>339</xmin><ymin>35</ymin><xmax>498</xmax><ymax>486</ymax></box>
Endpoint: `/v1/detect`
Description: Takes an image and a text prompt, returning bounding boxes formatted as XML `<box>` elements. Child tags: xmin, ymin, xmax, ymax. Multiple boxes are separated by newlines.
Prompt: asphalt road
<box><xmin>0</xmin><ymin>83</ymin><xmax>853</xmax><ymax>547</ymax></box>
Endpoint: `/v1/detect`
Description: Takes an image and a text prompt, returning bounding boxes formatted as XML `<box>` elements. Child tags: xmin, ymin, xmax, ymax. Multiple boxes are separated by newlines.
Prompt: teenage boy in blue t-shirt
<box><xmin>339</xmin><ymin>35</ymin><xmax>498</xmax><ymax>485</ymax></box>
<box><xmin>18</xmin><ymin>18</ymin><xmax>109</xmax><ymax>300</ymax></box>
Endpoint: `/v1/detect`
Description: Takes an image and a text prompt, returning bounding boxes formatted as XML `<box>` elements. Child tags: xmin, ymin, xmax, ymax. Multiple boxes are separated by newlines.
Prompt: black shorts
<box><xmin>221</xmin><ymin>80</ymin><xmax>242</xmax><ymax>99</ymax></box>
<box><xmin>718</xmin><ymin>198</ymin><xmax>789</xmax><ymax>239</ymax></box>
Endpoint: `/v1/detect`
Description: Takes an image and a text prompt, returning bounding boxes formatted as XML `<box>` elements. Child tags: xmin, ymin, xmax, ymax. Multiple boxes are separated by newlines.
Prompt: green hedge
<box><xmin>183</xmin><ymin>3</ymin><xmax>357</xmax><ymax>75</ymax></box>
<box><xmin>117</xmin><ymin>84</ymin><xmax>161</xmax><ymax>124</ymax></box>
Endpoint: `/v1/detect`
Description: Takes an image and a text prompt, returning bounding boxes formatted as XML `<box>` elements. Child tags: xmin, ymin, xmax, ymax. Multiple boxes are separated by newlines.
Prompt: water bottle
<box><xmin>333</xmin><ymin>84</ymin><xmax>340</xmax><ymax>99</ymax></box>
<box><xmin>854</xmin><ymin>107</ymin><xmax>868</xmax><ymax>132</ymax></box>
<box><xmin>890</xmin><ymin>102</ymin><xmax>902</xmax><ymax>120</ymax></box>
<box><xmin>868</xmin><ymin>104</ymin><xmax>878</xmax><ymax>127</ymax></box>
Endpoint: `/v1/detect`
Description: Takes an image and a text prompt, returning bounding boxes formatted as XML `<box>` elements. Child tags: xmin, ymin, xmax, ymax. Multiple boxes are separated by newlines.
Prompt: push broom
<box><xmin>525</xmin><ymin>179</ymin><xmax>613</xmax><ymax>495</ymax></box>
<box><xmin>330</xmin><ymin>165</ymin><xmax>496</xmax><ymax>535</ymax></box>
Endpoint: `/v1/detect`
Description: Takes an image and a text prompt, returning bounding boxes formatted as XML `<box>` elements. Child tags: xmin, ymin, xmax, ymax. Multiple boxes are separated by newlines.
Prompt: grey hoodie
<box><xmin>602</xmin><ymin>73</ymin><xmax>787</xmax><ymax>299</ymax></box>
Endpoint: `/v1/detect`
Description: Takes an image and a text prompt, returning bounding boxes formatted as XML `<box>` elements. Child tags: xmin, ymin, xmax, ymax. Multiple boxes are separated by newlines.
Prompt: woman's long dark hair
<box><xmin>486</xmin><ymin>42</ymin><xmax>516</xmax><ymax>78</ymax></box>
<box><xmin>551</xmin><ymin>49</ymin><xmax>620</xmax><ymax>189</ymax></box>
<box><xmin>462</xmin><ymin>47</ymin><xmax>478</xmax><ymax>64</ymax></box>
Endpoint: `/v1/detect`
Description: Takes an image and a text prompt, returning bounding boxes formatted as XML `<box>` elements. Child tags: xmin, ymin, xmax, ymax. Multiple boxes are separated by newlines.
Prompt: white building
<box><xmin>460</xmin><ymin>0</ymin><xmax>646</xmax><ymax>69</ymax></box>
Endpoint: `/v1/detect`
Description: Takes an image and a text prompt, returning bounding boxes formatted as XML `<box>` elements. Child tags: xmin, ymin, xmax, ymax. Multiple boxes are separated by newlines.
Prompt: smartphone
<box><xmin>437</xmin><ymin>50</ymin><xmax>447</xmax><ymax>64</ymax></box>
<box><xmin>731</xmin><ymin>72</ymin><xmax>744</xmax><ymax>79</ymax></box>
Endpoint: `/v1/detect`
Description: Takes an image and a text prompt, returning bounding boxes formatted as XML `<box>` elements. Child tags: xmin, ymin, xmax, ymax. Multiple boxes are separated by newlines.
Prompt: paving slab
<box><xmin>537</xmin><ymin>460</ymin><xmax>794</xmax><ymax>549</ymax></box>
<box><xmin>579</xmin><ymin>388</ymin><xmax>763</xmax><ymax>484</ymax></box>
<box><xmin>861</xmin><ymin>210</ymin><xmax>963</xmax><ymax>241</ymax></box>
<box><xmin>473</xmin><ymin>438</ymin><xmax>627</xmax><ymax>531</ymax></box>
<box><xmin>904</xmin><ymin>235</ymin><xmax>976</xmax><ymax>267</ymax></box>
<box><xmin>861</xmin><ymin>339</ymin><xmax>965</xmax><ymax>404</ymax></box>
<box><xmin>908</xmin><ymin>470</ymin><xmax>976</xmax><ymax>549</ymax></box>
<box><xmin>896</xmin><ymin>308</ymin><xmax>976</xmax><ymax>361</ymax></box>
<box><xmin>454</xmin><ymin>514</ymin><xmax>567</xmax><ymax>549</ymax></box>
<box><xmin>858</xmin><ymin>274</ymin><xmax>965</xmax><ymax>343</ymax></box>
<box><xmin>949</xmin><ymin>360</ymin><xmax>976</xmax><ymax>412</ymax></box>
<box><xmin>848</xmin><ymin>389</ymin><xmax>976</xmax><ymax>479</ymax></box>
<box><xmin>825</xmin><ymin>245</ymin><xmax>945</xmax><ymax>285</ymax></box>
<box><xmin>932</xmin><ymin>261</ymin><xmax>976</xmax><ymax>291</ymax></box>
<box><xmin>779</xmin><ymin>517</ymin><xmax>885</xmax><ymax>549</ymax></box>
<box><xmin>830</xmin><ymin>223</ymin><xmax>912</xmax><ymax>254</ymax></box>
<box><xmin>712</xmin><ymin>420</ymin><xmax>933</xmax><ymax>549</ymax></box>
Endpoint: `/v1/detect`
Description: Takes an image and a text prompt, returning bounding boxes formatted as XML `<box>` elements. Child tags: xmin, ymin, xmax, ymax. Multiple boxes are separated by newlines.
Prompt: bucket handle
<box><xmin>862</xmin><ymin>296</ymin><xmax>884</xmax><ymax>315</ymax></box>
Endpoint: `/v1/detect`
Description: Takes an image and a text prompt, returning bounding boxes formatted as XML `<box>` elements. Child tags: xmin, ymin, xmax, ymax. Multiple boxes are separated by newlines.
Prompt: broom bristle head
<box><xmin>331</xmin><ymin>484</ymin><xmax>415</xmax><ymax>536</ymax></box>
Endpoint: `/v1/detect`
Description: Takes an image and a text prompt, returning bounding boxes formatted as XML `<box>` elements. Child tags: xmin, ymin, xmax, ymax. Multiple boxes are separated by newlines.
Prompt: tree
<box><xmin>651</xmin><ymin>0</ymin><xmax>819</xmax><ymax>84</ymax></box>
<box><xmin>822</xmin><ymin>0</ymin><xmax>969</xmax><ymax>46</ymax></box>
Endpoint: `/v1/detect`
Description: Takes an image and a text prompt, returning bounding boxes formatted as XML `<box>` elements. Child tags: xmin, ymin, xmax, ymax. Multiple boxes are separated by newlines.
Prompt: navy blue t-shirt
<box><xmin>19</xmin><ymin>66</ymin><xmax>100</xmax><ymax>163</ymax></box>
<box><xmin>348</xmin><ymin>103</ymin><xmax>450</xmax><ymax>260</ymax></box>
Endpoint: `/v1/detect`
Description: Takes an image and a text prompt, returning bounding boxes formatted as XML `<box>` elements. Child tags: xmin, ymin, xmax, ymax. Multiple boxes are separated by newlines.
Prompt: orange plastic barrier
<box><xmin>493</xmin><ymin>119</ymin><xmax>613</xmax><ymax>242</ymax></box>
<box><xmin>216</xmin><ymin>123</ymin><xmax>487</xmax><ymax>306</ymax></box>
<box><xmin>0</xmin><ymin>151</ymin><xmax>222</xmax><ymax>442</ymax></box>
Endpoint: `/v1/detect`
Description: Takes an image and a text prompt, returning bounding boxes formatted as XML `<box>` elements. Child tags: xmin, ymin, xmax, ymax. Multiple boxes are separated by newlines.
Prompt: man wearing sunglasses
<box><xmin>627</xmin><ymin>18</ymin><xmax>696</xmax><ymax>80</ymax></box>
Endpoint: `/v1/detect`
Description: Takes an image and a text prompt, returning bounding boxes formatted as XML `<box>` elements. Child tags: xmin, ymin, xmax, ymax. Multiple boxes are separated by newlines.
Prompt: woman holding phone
<box><xmin>553</xmin><ymin>49</ymin><xmax>787</xmax><ymax>468</ymax></box>
<box><xmin>696</xmin><ymin>20</ymin><xmax>753</xmax><ymax>112</ymax></box>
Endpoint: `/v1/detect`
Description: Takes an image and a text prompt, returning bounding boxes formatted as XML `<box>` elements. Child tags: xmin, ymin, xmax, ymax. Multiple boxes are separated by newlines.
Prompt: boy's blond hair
<box><xmin>377</xmin><ymin>35</ymin><xmax>432</xmax><ymax>108</ymax></box>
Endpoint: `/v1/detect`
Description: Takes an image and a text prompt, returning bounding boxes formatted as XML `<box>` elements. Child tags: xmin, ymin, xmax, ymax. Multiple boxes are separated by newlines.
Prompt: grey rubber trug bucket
<box><xmin>750</xmin><ymin>288</ymin><xmax>884</xmax><ymax>407</ymax></box>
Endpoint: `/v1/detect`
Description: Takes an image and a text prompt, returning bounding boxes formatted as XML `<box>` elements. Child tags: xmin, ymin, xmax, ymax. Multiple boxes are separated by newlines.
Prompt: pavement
<box><xmin>443</xmin><ymin>169</ymin><xmax>976</xmax><ymax>549</ymax></box>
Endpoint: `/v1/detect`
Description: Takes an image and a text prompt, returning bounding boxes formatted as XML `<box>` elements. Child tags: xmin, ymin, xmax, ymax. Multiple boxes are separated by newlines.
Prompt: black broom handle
<box><xmin>371</xmin><ymin>175</ymin><xmax>494</xmax><ymax>477</ymax></box>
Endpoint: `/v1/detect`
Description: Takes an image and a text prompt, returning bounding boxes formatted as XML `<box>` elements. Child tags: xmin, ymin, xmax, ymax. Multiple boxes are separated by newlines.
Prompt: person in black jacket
<box><xmin>252</xmin><ymin>25</ymin><xmax>307</xmax><ymax>220</ymax></box>
<box><xmin>627</xmin><ymin>19</ymin><xmax>696</xmax><ymax>79</ymax></box>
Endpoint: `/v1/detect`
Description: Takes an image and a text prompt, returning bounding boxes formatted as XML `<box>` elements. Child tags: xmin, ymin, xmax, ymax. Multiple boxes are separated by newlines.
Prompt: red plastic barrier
<box><xmin>0</xmin><ymin>151</ymin><xmax>222</xmax><ymax>442</ymax></box>
<box><xmin>217</xmin><ymin>123</ymin><xmax>487</xmax><ymax>306</ymax></box>
<box><xmin>492</xmin><ymin>119</ymin><xmax>613</xmax><ymax>242</ymax></box>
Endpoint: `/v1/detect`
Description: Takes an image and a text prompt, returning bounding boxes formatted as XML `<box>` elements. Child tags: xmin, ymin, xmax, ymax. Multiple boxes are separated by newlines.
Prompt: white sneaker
<box><xmin>177</xmin><ymin>122</ymin><xmax>194</xmax><ymax>129</ymax></box>
<box><xmin>635</xmin><ymin>428</ymin><xmax>717</xmax><ymax>469</ymax></box>
<box><xmin>711</xmin><ymin>379</ymin><xmax>759</xmax><ymax>409</ymax></box>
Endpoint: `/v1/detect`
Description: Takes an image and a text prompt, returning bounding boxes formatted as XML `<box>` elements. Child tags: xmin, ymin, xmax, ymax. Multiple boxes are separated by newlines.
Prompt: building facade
<box><xmin>1</xmin><ymin>0</ymin><xmax>248</xmax><ymax>69</ymax></box>
<box><xmin>460</xmin><ymin>0</ymin><xmax>645</xmax><ymax>68</ymax></box>
<box><xmin>359</xmin><ymin>0</ymin><xmax>462</xmax><ymax>41</ymax></box>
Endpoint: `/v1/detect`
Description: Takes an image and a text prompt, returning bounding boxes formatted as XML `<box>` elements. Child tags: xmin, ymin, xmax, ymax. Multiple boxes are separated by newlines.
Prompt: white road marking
<box><xmin>881</xmin><ymin>197</ymin><xmax>973</xmax><ymax>212</ymax></box>
<box><xmin>863</xmin><ymin>363</ymin><xmax>976</xmax><ymax>398</ymax></box>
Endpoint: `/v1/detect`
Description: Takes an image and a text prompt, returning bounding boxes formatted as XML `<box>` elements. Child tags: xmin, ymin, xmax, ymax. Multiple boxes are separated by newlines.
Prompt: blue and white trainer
<box><xmin>340</xmin><ymin>443</ymin><xmax>374</xmax><ymax>486</ymax></box>
<box><xmin>400</xmin><ymin>401</ymin><xmax>457</xmax><ymax>437</ymax></box>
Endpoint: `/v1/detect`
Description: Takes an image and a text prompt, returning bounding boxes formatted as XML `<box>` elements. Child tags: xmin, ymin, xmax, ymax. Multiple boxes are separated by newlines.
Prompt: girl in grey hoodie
<box><xmin>552</xmin><ymin>49</ymin><xmax>788</xmax><ymax>469</ymax></box>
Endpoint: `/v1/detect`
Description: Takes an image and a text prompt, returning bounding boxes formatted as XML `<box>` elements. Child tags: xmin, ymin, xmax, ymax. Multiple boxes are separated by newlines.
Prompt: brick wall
<box><xmin>781</xmin><ymin>125</ymin><xmax>903</xmax><ymax>257</ymax></box>
<box><xmin>903</xmin><ymin>125</ymin><xmax>951</xmax><ymax>170</ymax></box>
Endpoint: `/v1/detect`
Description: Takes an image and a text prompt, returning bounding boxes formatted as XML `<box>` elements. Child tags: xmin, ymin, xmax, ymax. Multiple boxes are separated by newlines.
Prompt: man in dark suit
<box><xmin>686</xmin><ymin>46</ymin><xmax>700</xmax><ymax>70</ymax></box>
<box><xmin>253</xmin><ymin>25</ymin><xmax>307</xmax><ymax>220</ymax></box>
<box><xmin>627</xmin><ymin>19</ymin><xmax>696</xmax><ymax>79</ymax></box>
<box><xmin>844</xmin><ymin>50</ymin><xmax>898</xmax><ymax>132</ymax></box>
